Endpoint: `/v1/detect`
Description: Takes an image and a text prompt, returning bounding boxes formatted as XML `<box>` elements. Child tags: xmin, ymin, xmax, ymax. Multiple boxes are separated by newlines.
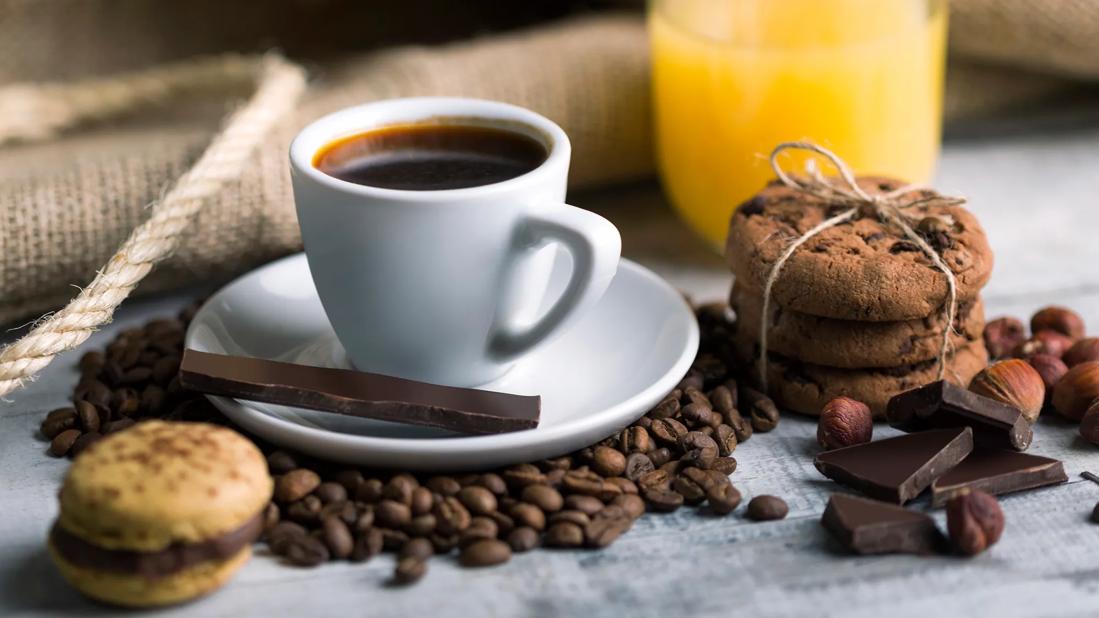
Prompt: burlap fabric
<box><xmin>0</xmin><ymin>1</ymin><xmax>1096</xmax><ymax>329</ymax></box>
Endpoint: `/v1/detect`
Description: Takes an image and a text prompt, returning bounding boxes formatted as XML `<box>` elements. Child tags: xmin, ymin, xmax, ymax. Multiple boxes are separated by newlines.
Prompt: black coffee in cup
<box><xmin>313</xmin><ymin>122</ymin><xmax>548</xmax><ymax>191</ymax></box>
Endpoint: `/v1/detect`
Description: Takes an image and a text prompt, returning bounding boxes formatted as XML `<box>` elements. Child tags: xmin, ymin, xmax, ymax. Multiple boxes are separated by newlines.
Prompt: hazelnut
<box><xmin>1081</xmin><ymin>402</ymin><xmax>1099</xmax><ymax>445</ymax></box>
<box><xmin>1064</xmin><ymin>337</ymin><xmax>1099</xmax><ymax>367</ymax></box>
<box><xmin>983</xmin><ymin>317</ymin><xmax>1026</xmax><ymax>359</ymax></box>
<box><xmin>1014</xmin><ymin>330</ymin><xmax>1074</xmax><ymax>360</ymax></box>
<box><xmin>968</xmin><ymin>359</ymin><xmax>1045</xmax><ymax>423</ymax></box>
<box><xmin>1027</xmin><ymin>354</ymin><xmax>1068</xmax><ymax>399</ymax></box>
<box><xmin>1031</xmin><ymin>306</ymin><xmax>1086</xmax><ymax>340</ymax></box>
<box><xmin>946</xmin><ymin>490</ymin><xmax>1004</xmax><ymax>556</ymax></box>
<box><xmin>817</xmin><ymin>396</ymin><xmax>873</xmax><ymax>450</ymax></box>
<box><xmin>1052</xmin><ymin>361</ymin><xmax>1099</xmax><ymax>421</ymax></box>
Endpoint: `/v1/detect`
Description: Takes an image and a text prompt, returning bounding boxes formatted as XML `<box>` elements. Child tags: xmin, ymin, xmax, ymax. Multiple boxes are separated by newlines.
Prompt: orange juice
<box><xmin>650</xmin><ymin>0</ymin><xmax>947</xmax><ymax>248</ymax></box>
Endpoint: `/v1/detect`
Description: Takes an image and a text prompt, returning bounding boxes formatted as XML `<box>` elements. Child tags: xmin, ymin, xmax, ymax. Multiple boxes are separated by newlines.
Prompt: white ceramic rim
<box><xmin>187</xmin><ymin>256</ymin><xmax>699</xmax><ymax>458</ymax></box>
<box><xmin>289</xmin><ymin>96</ymin><xmax>572</xmax><ymax>203</ymax></box>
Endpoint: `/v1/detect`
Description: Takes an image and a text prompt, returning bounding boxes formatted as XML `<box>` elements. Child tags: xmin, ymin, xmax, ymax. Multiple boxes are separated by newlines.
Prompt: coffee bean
<box><xmin>266</xmin><ymin>451</ymin><xmax>298</xmax><ymax>475</ymax></box>
<box><xmin>671</xmin><ymin>475</ymin><xmax>706</xmax><ymax>505</ymax></box>
<box><xmin>487</xmin><ymin>510</ymin><xmax>515</xmax><ymax>535</ymax></box>
<box><xmin>680</xmin><ymin>403</ymin><xmax>714</xmax><ymax>428</ymax></box>
<box><xmin>407</xmin><ymin>514</ymin><xmax>437</xmax><ymax>537</ymax></box>
<box><xmin>459</xmin><ymin>517</ymin><xmax>498</xmax><ymax>547</ymax></box>
<box><xmin>74</xmin><ymin>379</ymin><xmax>111</xmax><ymax>413</ymax></box>
<box><xmin>41</xmin><ymin>408</ymin><xmax>78</xmax><ymax>439</ymax></box>
<box><xmin>520</xmin><ymin>484</ymin><xmax>563</xmax><ymax>512</ymax></box>
<box><xmin>605</xmin><ymin>477</ymin><xmax>637</xmax><ymax>496</ymax></box>
<box><xmin>544</xmin><ymin>522</ymin><xmax>584</xmax><ymax>548</ymax></box>
<box><xmin>321</xmin><ymin>516</ymin><xmax>354</xmax><ymax>559</ymax></box>
<box><xmin>78</xmin><ymin>351</ymin><xmax>105</xmax><ymax>377</ymax></box>
<box><xmin>712</xmin><ymin>457</ymin><xmax>737</xmax><ymax>475</ymax></box>
<box><xmin>476</xmin><ymin>473</ymin><xmax>507</xmax><ymax>495</ymax></box>
<box><xmin>509</xmin><ymin>502</ymin><xmax>546</xmax><ymax>531</ymax></box>
<box><xmin>683</xmin><ymin>387</ymin><xmax>711</xmax><ymax>409</ymax></box>
<box><xmin>74</xmin><ymin>400</ymin><xmax>101</xmax><ymax>433</ymax></box>
<box><xmin>561</xmin><ymin>468</ymin><xmax>605</xmax><ymax>496</ymax></box>
<box><xmin>507</xmin><ymin>526</ymin><xmax>539</xmax><ymax>552</ymax></box>
<box><xmin>549</xmin><ymin>510</ymin><xmax>592</xmax><ymax>528</ymax></box>
<box><xmin>392</xmin><ymin>557</ymin><xmax>427</xmax><ymax>585</ymax></box>
<box><xmin>591</xmin><ymin>446</ymin><xmax>627</xmax><ymax>477</ymax></box>
<box><xmin>287</xmin><ymin>496</ymin><xmax>322</xmax><ymax>525</ymax></box>
<box><xmin>618</xmin><ymin>426</ymin><xmax>651</xmax><ymax>454</ymax></box>
<box><xmin>102</xmin><ymin>418</ymin><xmax>136</xmax><ymax>434</ymax></box>
<box><xmin>459</xmin><ymin>539</ymin><xmax>512</xmax><ymax>567</ymax></box>
<box><xmin>678</xmin><ymin>371</ymin><xmax>705</xmax><ymax>391</ymax></box>
<box><xmin>425</xmin><ymin>476</ymin><xmax>461</xmax><ymax>496</ymax></box>
<box><xmin>379</xmin><ymin>528</ymin><xmax>411</xmax><ymax>551</ymax></box>
<box><xmin>707</xmin><ymin>483</ymin><xmax>742</xmax><ymax>515</ymax></box>
<box><xmin>564</xmin><ymin>494</ymin><xmax>604</xmax><ymax>515</ymax></box>
<box><xmin>350</xmin><ymin>528</ymin><xmax>384</xmax><ymax>562</ymax></box>
<box><xmin>458</xmin><ymin>486</ymin><xmax>497</xmax><ymax>515</ymax></box>
<box><xmin>648</xmin><ymin>447</ymin><xmax>673</xmax><ymax>467</ymax></box>
<box><xmin>410</xmin><ymin>486</ymin><xmax>433</xmax><ymax>516</ymax></box>
<box><xmin>502</xmin><ymin>464</ymin><xmax>546</xmax><ymax>489</ymax></box>
<box><xmin>384</xmin><ymin>474</ymin><xmax>418</xmax><ymax>505</ymax></box>
<box><xmin>433</xmin><ymin>496</ymin><xmax>471</xmax><ymax>535</ymax></box>
<box><xmin>585</xmin><ymin>505</ymin><xmax>632</xmax><ymax>548</ymax></box>
<box><xmin>276</xmin><ymin>469</ymin><xmax>321</xmax><ymax>503</ymax></box>
<box><xmin>638</xmin><ymin>469</ymin><xmax>670</xmax><ymax>491</ymax></box>
<box><xmin>263</xmin><ymin>503</ymin><xmax>281</xmax><ymax>532</ymax></box>
<box><xmin>709</xmin><ymin>385</ymin><xmax>736</xmax><ymax>416</ymax></box>
<box><xmin>612</xmin><ymin>494</ymin><xmax>646</xmax><ymax>519</ymax></box>
<box><xmin>376</xmin><ymin>500</ymin><xmax>413</xmax><ymax>528</ymax></box>
<box><xmin>746</xmin><ymin>495</ymin><xmax>788</xmax><ymax>521</ymax></box>
<box><xmin>651</xmin><ymin>418</ymin><xmax>688</xmax><ymax>446</ymax></box>
<box><xmin>714</xmin><ymin>424</ymin><xmax>738</xmax><ymax>456</ymax></box>
<box><xmin>428</xmin><ymin>533</ymin><xmax>459</xmax><ymax>554</ymax></box>
<box><xmin>649</xmin><ymin>398</ymin><xmax>679</xmax><ymax>420</ymax></box>
<box><xmin>400</xmin><ymin>537</ymin><xmax>434</xmax><ymax>562</ymax></box>
<box><xmin>742</xmin><ymin>387</ymin><xmax>780</xmax><ymax>432</ymax></box>
<box><xmin>333</xmin><ymin>469</ymin><xmax>365</xmax><ymax>494</ymax></box>
<box><xmin>354</xmin><ymin>506</ymin><xmax>375</xmax><ymax>533</ymax></box>
<box><xmin>69</xmin><ymin>432</ymin><xmax>102</xmax><ymax>457</ymax></box>
<box><xmin>642</xmin><ymin>486</ymin><xmax>683</xmax><ymax>512</ymax></box>
<box><xmin>49</xmin><ymin>429</ymin><xmax>82</xmax><ymax>457</ymax></box>
<box><xmin>315</xmin><ymin>482</ymin><xmax>348</xmax><ymax>505</ymax></box>
<box><xmin>152</xmin><ymin>354</ymin><xmax>181</xmax><ymax>385</ymax></box>
<box><xmin>355</xmin><ymin>478</ymin><xmax>384</xmax><ymax>503</ymax></box>
<box><xmin>623</xmin><ymin>452</ymin><xmax>655</xmax><ymax>482</ymax></box>
<box><xmin>285</xmin><ymin>535</ymin><xmax>330</xmax><ymax>567</ymax></box>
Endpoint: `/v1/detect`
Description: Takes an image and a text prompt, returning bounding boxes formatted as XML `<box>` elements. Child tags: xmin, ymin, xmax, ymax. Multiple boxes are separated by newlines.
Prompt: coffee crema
<box><xmin>313</xmin><ymin>123</ymin><xmax>548</xmax><ymax>191</ymax></box>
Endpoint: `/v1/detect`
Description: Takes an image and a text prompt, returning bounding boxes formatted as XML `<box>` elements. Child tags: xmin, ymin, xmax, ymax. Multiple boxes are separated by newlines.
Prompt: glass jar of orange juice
<box><xmin>649</xmin><ymin>0</ymin><xmax>947</xmax><ymax>248</ymax></box>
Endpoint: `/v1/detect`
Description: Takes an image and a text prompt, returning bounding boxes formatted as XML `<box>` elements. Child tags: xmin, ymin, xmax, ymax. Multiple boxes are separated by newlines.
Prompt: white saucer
<box><xmin>185</xmin><ymin>253</ymin><xmax>698</xmax><ymax>470</ymax></box>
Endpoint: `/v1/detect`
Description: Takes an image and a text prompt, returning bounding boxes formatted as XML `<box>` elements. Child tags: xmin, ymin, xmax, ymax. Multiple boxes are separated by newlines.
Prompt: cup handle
<box><xmin>488</xmin><ymin>202</ymin><xmax>622</xmax><ymax>362</ymax></box>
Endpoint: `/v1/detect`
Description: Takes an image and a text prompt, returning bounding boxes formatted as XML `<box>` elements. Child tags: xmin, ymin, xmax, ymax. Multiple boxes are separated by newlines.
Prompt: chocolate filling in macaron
<box><xmin>49</xmin><ymin>512</ymin><xmax>264</xmax><ymax>579</ymax></box>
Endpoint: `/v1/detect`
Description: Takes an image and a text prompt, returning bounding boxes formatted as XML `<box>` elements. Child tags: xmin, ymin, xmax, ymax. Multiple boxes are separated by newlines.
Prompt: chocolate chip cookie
<box><xmin>733</xmin><ymin>339</ymin><xmax>989</xmax><ymax>417</ymax></box>
<box><xmin>725</xmin><ymin>177</ymin><xmax>993</xmax><ymax>321</ymax></box>
<box><xmin>732</xmin><ymin>284</ymin><xmax>985</xmax><ymax>368</ymax></box>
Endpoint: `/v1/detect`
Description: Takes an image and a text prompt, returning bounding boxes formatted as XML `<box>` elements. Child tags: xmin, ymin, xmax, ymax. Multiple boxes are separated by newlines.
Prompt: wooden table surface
<box><xmin>3</xmin><ymin>102</ymin><xmax>1099</xmax><ymax>617</ymax></box>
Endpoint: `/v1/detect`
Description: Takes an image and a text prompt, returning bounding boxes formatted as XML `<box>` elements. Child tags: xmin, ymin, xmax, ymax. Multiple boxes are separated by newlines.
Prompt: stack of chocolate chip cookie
<box><xmin>725</xmin><ymin>177</ymin><xmax>994</xmax><ymax>416</ymax></box>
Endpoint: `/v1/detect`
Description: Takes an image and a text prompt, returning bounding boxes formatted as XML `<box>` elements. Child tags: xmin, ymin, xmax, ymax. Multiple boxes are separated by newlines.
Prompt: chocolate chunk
<box><xmin>886</xmin><ymin>381</ymin><xmax>1031</xmax><ymax>451</ymax></box>
<box><xmin>814</xmin><ymin>427</ymin><xmax>973</xmax><ymax>504</ymax></box>
<box><xmin>821</xmin><ymin>493</ymin><xmax>944</xmax><ymax>555</ymax></box>
<box><xmin>179</xmin><ymin>350</ymin><xmax>539</xmax><ymax>435</ymax></box>
<box><xmin>930</xmin><ymin>449</ymin><xmax>1067</xmax><ymax>507</ymax></box>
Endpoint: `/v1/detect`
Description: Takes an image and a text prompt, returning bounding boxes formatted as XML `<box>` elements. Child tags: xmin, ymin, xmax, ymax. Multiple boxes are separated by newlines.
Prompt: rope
<box><xmin>757</xmin><ymin>142</ymin><xmax>966</xmax><ymax>390</ymax></box>
<box><xmin>0</xmin><ymin>54</ymin><xmax>305</xmax><ymax>397</ymax></box>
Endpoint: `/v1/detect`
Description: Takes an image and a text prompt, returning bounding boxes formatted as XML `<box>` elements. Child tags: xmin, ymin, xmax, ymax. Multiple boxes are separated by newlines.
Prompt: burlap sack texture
<box><xmin>0</xmin><ymin>1</ymin><xmax>1096</xmax><ymax>325</ymax></box>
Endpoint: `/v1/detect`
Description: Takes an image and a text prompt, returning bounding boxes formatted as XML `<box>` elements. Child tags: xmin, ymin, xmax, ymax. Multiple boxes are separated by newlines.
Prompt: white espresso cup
<box><xmin>289</xmin><ymin>97</ymin><xmax>621</xmax><ymax>387</ymax></box>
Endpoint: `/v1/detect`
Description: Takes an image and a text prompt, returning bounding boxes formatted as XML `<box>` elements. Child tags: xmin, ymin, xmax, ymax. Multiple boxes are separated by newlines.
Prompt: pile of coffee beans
<box><xmin>37</xmin><ymin>298</ymin><xmax>787</xmax><ymax>585</ymax></box>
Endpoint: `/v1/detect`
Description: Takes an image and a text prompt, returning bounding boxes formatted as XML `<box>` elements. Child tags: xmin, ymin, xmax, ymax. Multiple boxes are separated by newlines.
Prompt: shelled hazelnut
<box><xmin>816</xmin><ymin>397</ymin><xmax>873</xmax><ymax>450</ymax></box>
<box><xmin>983</xmin><ymin>317</ymin><xmax>1027</xmax><ymax>360</ymax></box>
<box><xmin>1052</xmin><ymin>361</ymin><xmax>1099</xmax><ymax>421</ymax></box>
<box><xmin>968</xmin><ymin>359</ymin><xmax>1045</xmax><ymax>423</ymax></box>
<box><xmin>1064</xmin><ymin>338</ymin><xmax>1099</xmax><ymax>367</ymax></box>
<box><xmin>1014</xmin><ymin>330</ymin><xmax>1074</xmax><ymax>360</ymax></box>
<box><xmin>946</xmin><ymin>490</ymin><xmax>1004</xmax><ymax>556</ymax></box>
<box><xmin>1031</xmin><ymin>306</ymin><xmax>1086</xmax><ymax>341</ymax></box>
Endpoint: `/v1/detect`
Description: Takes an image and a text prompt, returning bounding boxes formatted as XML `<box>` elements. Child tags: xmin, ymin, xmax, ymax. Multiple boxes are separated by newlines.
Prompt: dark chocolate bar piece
<box><xmin>821</xmin><ymin>493</ymin><xmax>944</xmax><ymax>555</ymax></box>
<box><xmin>179</xmin><ymin>349</ymin><xmax>539</xmax><ymax>435</ymax></box>
<box><xmin>814</xmin><ymin>427</ymin><xmax>973</xmax><ymax>504</ymax></box>
<box><xmin>886</xmin><ymin>380</ymin><xmax>1032</xmax><ymax>451</ymax></box>
<box><xmin>930</xmin><ymin>448</ymin><xmax>1067</xmax><ymax>507</ymax></box>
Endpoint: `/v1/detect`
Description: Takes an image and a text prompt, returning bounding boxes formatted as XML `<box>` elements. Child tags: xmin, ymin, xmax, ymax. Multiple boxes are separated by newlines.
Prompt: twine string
<box><xmin>757</xmin><ymin>141</ymin><xmax>965</xmax><ymax>391</ymax></box>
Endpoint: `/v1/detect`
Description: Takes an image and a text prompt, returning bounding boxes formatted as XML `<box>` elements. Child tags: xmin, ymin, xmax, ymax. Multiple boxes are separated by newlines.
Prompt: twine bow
<box><xmin>757</xmin><ymin>141</ymin><xmax>966</xmax><ymax>390</ymax></box>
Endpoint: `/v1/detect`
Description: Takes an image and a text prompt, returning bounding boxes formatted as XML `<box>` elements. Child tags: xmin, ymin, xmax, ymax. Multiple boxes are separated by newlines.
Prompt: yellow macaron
<box><xmin>48</xmin><ymin>420</ymin><xmax>272</xmax><ymax>608</ymax></box>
